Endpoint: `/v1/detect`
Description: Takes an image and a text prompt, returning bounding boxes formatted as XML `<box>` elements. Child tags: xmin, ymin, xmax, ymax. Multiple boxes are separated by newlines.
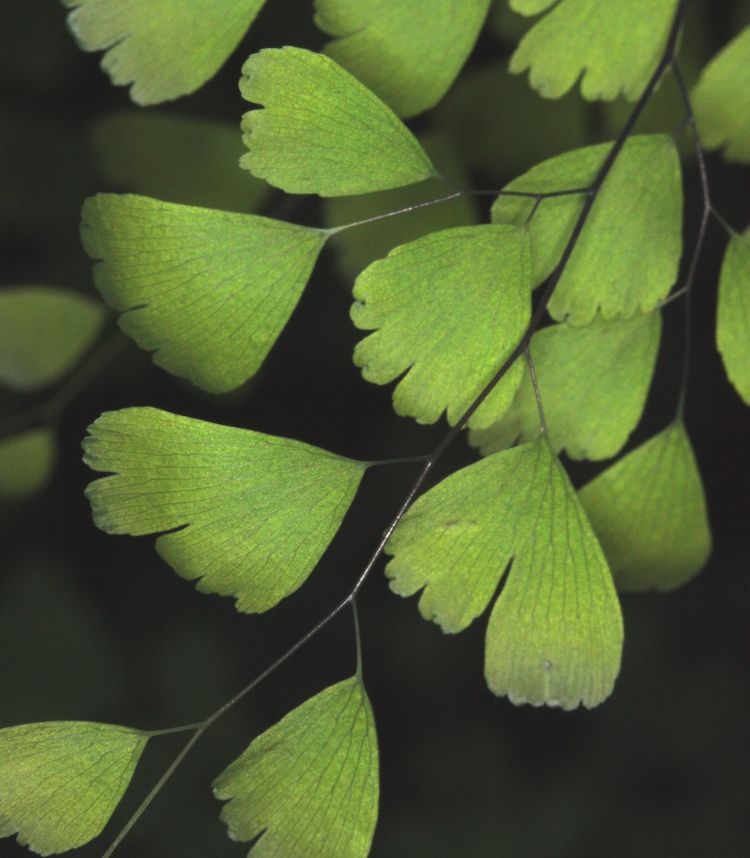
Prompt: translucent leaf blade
<box><xmin>692</xmin><ymin>27</ymin><xmax>750</xmax><ymax>163</ymax></box>
<box><xmin>0</xmin><ymin>429</ymin><xmax>56</xmax><ymax>499</ymax></box>
<box><xmin>83</xmin><ymin>408</ymin><xmax>367</xmax><ymax>613</ymax></box>
<box><xmin>580</xmin><ymin>422</ymin><xmax>712</xmax><ymax>592</ymax></box>
<box><xmin>63</xmin><ymin>0</ymin><xmax>266</xmax><ymax>105</ymax></box>
<box><xmin>239</xmin><ymin>47</ymin><xmax>436</xmax><ymax>196</ymax></box>
<box><xmin>315</xmin><ymin>0</ymin><xmax>492</xmax><ymax>118</ymax></box>
<box><xmin>492</xmin><ymin>135</ymin><xmax>683</xmax><ymax>324</ymax></box>
<box><xmin>213</xmin><ymin>677</ymin><xmax>378</xmax><ymax>857</ymax></box>
<box><xmin>80</xmin><ymin>194</ymin><xmax>326</xmax><ymax>393</ymax></box>
<box><xmin>386</xmin><ymin>440</ymin><xmax>623</xmax><ymax>709</ymax></box>
<box><xmin>0</xmin><ymin>286</ymin><xmax>105</xmax><ymax>391</ymax></box>
<box><xmin>351</xmin><ymin>225</ymin><xmax>531</xmax><ymax>428</ymax></box>
<box><xmin>716</xmin><ymin>231</ymin><xmax>750</xmax><ymax>404</ymax></box>
<box><xmin>90</xmin><ymin>111</ymin><xmax>273</xmax><ymax>213</ymax></box>
<box><xmin>0</xmin><ymin>721</ymin><xmax>147</xmax><ymax>855</ymax></box>
<box><xmin>470</xmin><ymin>311</ymin><xmax>662</xmax><ymax>460</ymax></box>
<box><xmin>509</xmin><ymin>0</ymin><xmax>679</xmax><ymax>101</ymax></box>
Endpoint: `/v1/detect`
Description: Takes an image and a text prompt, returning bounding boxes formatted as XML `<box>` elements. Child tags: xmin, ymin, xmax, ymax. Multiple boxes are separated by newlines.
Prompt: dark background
<box><xmin>1</xmin><ymin>1</ymin><xmax>749</xmax><ymax>856</ymax></box>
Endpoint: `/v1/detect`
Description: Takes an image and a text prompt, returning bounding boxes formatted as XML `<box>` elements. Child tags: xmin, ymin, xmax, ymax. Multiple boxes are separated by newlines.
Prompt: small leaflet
<box><xmin>213</xmin><ymin>677</ymin><xmax>378</xmax><ymax>857</ymax></box>
<box><xmin>84</xmin><ymin>408</ymin><xmax>367</xmax><ymax>614</ymax></box>
<box><xmin>580</xmin><ymin>422</ymin><xmax>712</xmax><ymax>592</ymax></box>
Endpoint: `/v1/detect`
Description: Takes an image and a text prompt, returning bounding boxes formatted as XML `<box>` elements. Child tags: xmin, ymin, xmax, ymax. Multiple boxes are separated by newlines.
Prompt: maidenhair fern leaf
<box><xmin>0</xmin><ymin>286</ymin><xmax>105</xmax><ymax>391</ymax></box>
<box><xmin>692</xmin><ymin>27</ymin><xmax>750</xmax><ymax>163</ymax></box>
<box><xmin>0</xmin><ymin>430</ymin><xmax>56</xmax><ymax>499</ymax></box>
<box><xmin>470</xmin><ymin>311</ymin><xmax>662</xmax><ymax>460</ymax></box>
<box><xmin>83</xmin><ymin>408</ymin><xmax>367</xmax><ymax>613</ymax></box>
<box><xmin>91</xmin><ymin>111</ymin><xmax>272</xmax><ymax>213</ymax></box>
<box><xmin>509</xmin><ymin>0</ymin><xmax>679</xmax><ymax>101</ymax></box>
<box><xmin>63</xmin><ymin>0</ymin><xmax>266</xmax><ymax>105</ymax></box>
<box><xmin>314</xmin><ymin>0</ymin><xmax>492</xmax><ymax>118</ymax></box>
<box><xmin>580</xmin><ymin>422</ymin><xmax>712</xmax><ymax>591</ymax></box>
<box><xmin>0</xmin><ymin>721</ymin><xmax>147</xmax><ymax>855</ymax></box>
<box><xmin>213</xmin><ymin>677</ymin><xmax>378</xmax><ymax>857</ymax></box>
<box><xmin>492</xmin><ymin>135</ymin><xmax>682</xmax><ymax>324</ymax></box>
<box><xmin>239</xmin><ymin>47</ymin><xmax>436</xmax><ymax>196</ymax></box>
<box><xmin>351</xmin><ymin>225</ymin><xmax>531</xmax><ymax>429</ymax></box>
<box><xmin>716</xmin><ymin>230</ymin><xmax>750</xmax><ymax>404</ymax></box>
<box><xmin>80</xmin><ymin>194</ymin><xmax>327</xmax><ymax>393</ymax></box>
<box><xmin>386</xmin><ymin>439</ymin><xmax>623</xmax><ymax>709</ymax></box>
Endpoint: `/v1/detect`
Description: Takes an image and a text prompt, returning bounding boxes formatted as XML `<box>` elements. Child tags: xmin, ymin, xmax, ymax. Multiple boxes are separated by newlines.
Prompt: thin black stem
<box><xmin>671</xmin><ymin>58</ymin><xmax>712</xmax><ymax>419</ymax></box>
<box><xmin>352</xmin><ymin>600</ymin><xmax>363</xmax><ymax>679</ymax></box>
<box><xmin>101</xmin><ymin>5</ymin><xmax>688</xmax><ymax>854</ymax></box>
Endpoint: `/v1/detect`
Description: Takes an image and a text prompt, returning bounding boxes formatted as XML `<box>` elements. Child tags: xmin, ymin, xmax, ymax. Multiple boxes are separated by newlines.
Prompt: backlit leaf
<box><xmin>470</xmin><ymin>311</ymin><xmax>662</xmax><ymax>460</ymax></box>
<box><xmin>491</xmin><ymin>135</ymin><xmax>682</xmax><ymax>324</ymax></box>
<box><xmin>0</xmin><ymin>721</ymin><xmax>147</xmax><ymax>855</ymax></box>
<box><xmin>91</xmin><ymin>111</ymin><xmax>272</xmax><ymax>213</ymax></box>
<box><xmin>509</xmin><ymin>0</ymin><xmax>679</xmax><ymax>101</ymax></box>
<box><xmin>63</xmin><ymin>0</ymin><xmax>266</xmax><ymax>105</ymax></box>
<box><xmin>213</xmin><ymin>677</ymin><xmax>378</xmax><ymax>858</ymax></box>
<box><xmin>239</xmin><ymin>47</ymin><xmax>436</xmax><ymax>196</ymax></box>
<box><xmin>80</xmin><ymin>193</ymin><xmax>327</xmax><ymax>393</ymax></box>
<box><xmin>692</xmin><ymin>26</ymin><xmax>750</xmax><ymax>163</ymax></box>
<box><xmin>716</xmin><ymin>230</ymin><xmax>750</xmax><ymax>404</ymax></box>
<box><xmin>386</xmin><ymin>439</ymin><xmax>623</xmax><ymax>709</ymax></box>
<box><xmin>84</xmin><ymin>408</ymin><xmax>367</xmax><ymax>613</ymax></box>
<box><xmin>351</xmin><ymin>225</ymin><xmax>531</xmax><ymax>429</ymax></box>
<box><xmin>0</xmin><ymin>430</ymin><xmax>56</xmax><ymax>499</ymax></box>
<box><xmin>315</xmin><ymin>0</ymin><xmax>492</xmax><ymax>118</ymax></box>
<box><xmin>0</xmin><ymin>286</ymin><xmax>105</xmax><ymax>391</ymax></box>
<box><xmin>580</xmin><ymin>422</ymin><xmax>712</xmax><ymax>591</ymax></box>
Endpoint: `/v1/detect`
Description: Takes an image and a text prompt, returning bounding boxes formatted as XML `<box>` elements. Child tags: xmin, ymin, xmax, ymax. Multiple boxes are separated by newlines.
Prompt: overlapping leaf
<box><xmin>351</xmin><ymin>225</ymin><xmax>531</xmax><ymax>428</ymax></box>
<box><xmin>492</xmin><ymin>135</ymin><xmax>683</xmax><ymax>324</ymax></box>
<box><xmin>91</xmin><ymin>111</ymin><xmax>272</xmax><ymax>213</ymax></box>
<box><xmin>580</xmin><ymin>422</ymin><xmax>712</xmax><ymax>591</ymax></box>
<box><xmin>80</xmin><ymin>194</ymin><xmax>327</xmax><ymax>392</ymax></box>
<box><xmin>386</xmin><ymin>439</ymin><xmax>623</xmax><ymax>709</ymax></box>
<box><xmin>692</xmin><ymin>26</ymin><xmax>750</xmax><ymax>163</ymax></box>
<box><xmin>239</xmin><ymin>47</ymin><xmax>436</xmax><ymax>196</ymax></box>
<box><xmin>0</xmin><ymin>429</ymin><xmax>56</xmax><ymax>499</ymax></box>
<box><xmin>84</xmin><ymin>408</ymin><xmax>367</xmax><ymax>613</ymax></box>
<box><xmin>325</xmin><ymin>134</ymin><xmax>478</xmax><ymax>279</ymax></box>
<box><xmin>0</xmin><ymin>286</ymin><xmax>105</xmax><ymax>391</ymax></box>
<box><xmin>213</xmin><ymin>677</ymin><xmax>378</xmax><ymax>857</ymax></box>
<box><xmin>716</xmin><ymin>230</ymin><xmax>750</xmax><ymax>404</ymax></box>
<box><xmin>0</xmin><ymin>721</ymin><xmax>147</xmax><ymax>855</ymax></box>
<box><xmin>470</xmin><ymin>311</ymin><xmax>662</xmax><ymax>460</ymax></box>
<box><xmin>314</xmin><ymin>0</ymin><xmax>492</xmax><ymax>118</ymax></box>
<box><xmin>63</xmin><ymin>0</ymin><xmax>266</xmax><ymax>104</ymax></box>
<box><xmin>509</xmin><ymin>0</ymin><xmax>679</xmax><ymax>101</ymax></box>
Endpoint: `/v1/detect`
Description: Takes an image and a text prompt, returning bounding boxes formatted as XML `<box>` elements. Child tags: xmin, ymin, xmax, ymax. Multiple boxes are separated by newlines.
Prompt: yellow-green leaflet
<box><xmin>716</xmin><ymin>230</ymin><xmax>750</xmax><ymax>404</ymax></box>
<box><xmin>386</xmin><ymin>438</ymin><xmax>623</xmax><ymax>710</ymax></box>
<box><xmin>214</xmin><ymin>677</ymin><xmax>378</xmax><ymax>857</ymax></box>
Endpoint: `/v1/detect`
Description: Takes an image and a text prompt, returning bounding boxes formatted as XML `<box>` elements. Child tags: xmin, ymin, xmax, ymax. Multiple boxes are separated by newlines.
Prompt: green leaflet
<box><xmin>315</xmin><ymin>0</ymin><xmax>492</xmax><ymax>118</ymax></box>
<box><xmin>239</xmin><ymin>47</ymin><xmax>436</xmax><ymax>196</ymax></box>
<box><xmin>0</xmin><ymin>721</ymin><xmax>147</xmax><ymax>855</ymax></box>
<box><xmin>509</xmin><ymin>0</ymin><xmax>679</xmax><ymax>101</ymax></box>
<box><xmin>692</xmin><ymin>27</ymin><xmax>750</xmax><ymax>163</ymax></box>
<box><xmin>325</xmin><ymin>134</ymin><xmax>478</xmax><ymax>279</ymax></box>
<box><xmin>91</xmin><ymin>111</ymin><xmax>272</xmax><ymax>213</ymax></box>
<box><xmin>83</xmin><ymin>408</ymin><xmax>367</xmax><ymax>613</ymax></box>
<box><xmin>0</xmin><ymin>429</ymin><xmax>56</xmax><ymax>499</ymax></box>
<box><xmin>213</xmin><ymin>677</ymin><xmax>378</xmax><ymax>857</ymax></box>
<box><xmin>351</xmin><ymin>225</ymin><xmax>531</xmax><ymax>429</ymax></box>
<box><xmin>80</xmin><ymin>194</ymin><xmax>327</xmax><ymax>393</ymax></box>
<box><xmin>0</xmin><ymin>286</ymin><xmax>105</xmax><ymax>391</ymax></box>
<box><xmin>470</xmin><ymin>311</ymin><xmax>662</xmax><ymax>461</ymax></box>
<box><xmin>386</xmin><ymin>439</ymin><xmax>623</xmax><ymax>709</ymax></box>
<box><xmin>492</xmin><ymin>135</ymin><xmax>683</xmax><ymax>324</ymax></box>
<box><xmin>63</xmin><ymin>0</ymin><xmax>266</xmax><ymax>105</ymax></box>
<box><xmin>580</xmin><ymin>422</ymin><xmax>712</xmax><ymax>592</ymax></box>
<box><xmin>717</xmin><ymin>231</ymin><xmax>750</xmax><ymax>404</ymax></box>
